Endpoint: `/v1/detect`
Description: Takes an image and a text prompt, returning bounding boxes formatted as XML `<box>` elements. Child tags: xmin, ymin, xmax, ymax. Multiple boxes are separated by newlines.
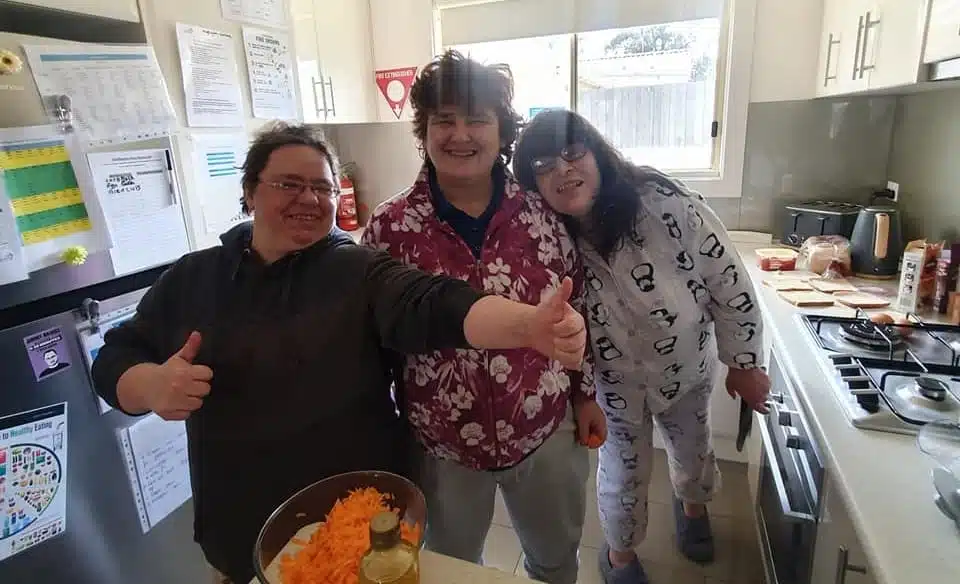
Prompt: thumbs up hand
<box><xmin>146</xmin><ymin>331</ymin><xmax>213</xmax><ymax>421</ymax></box>
<box><xmin>530</xmin><ymin>277</ymin><xmax>586</xmax><ymax>370</ymax></box>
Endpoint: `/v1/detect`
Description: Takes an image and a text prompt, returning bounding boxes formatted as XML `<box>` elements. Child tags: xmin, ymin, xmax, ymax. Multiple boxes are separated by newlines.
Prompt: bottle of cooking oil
<box><xmin>358</xmin><ymin>511</ymin><xmax>419</xmax><ymax>584</ymax></box>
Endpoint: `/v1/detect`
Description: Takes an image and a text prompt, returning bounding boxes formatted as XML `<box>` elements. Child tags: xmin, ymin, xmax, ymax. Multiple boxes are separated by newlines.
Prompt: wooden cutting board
<box><xmin>763</xmin><ymin>278</ymin><xmax>813</xmax><ymax>291</ymax></box>
<box><xmin>777</xmin><ymin>290</ymin><xmax>837</xmax><ymax>307</ymax></box>
<box><xmin>831</xmin><ymin>291</ymin><xmax>891</xmax><ymax>308</ymax></box>
<box><xmin>809</xmin><ymin>278</ymin><xmax>858</xmax><ymax>293</ymax></box>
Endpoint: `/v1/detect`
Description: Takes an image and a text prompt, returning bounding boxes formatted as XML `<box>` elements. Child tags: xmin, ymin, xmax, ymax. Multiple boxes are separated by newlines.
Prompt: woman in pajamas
<box><xmin>513</xmin><ymin>110</ymin><xmax>770</xmax><ymax>584</ymax></box>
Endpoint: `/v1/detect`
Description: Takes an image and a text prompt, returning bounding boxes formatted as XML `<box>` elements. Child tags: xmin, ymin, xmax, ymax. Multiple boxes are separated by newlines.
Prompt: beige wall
<box><xmin>323</xmin><ymin>122</ymin><xmax>425</xmax><ymax>224</ymax></box>
<box><xmin>888</xmin><ymin>87</ymin><xmax>960</xmax><ymax>242</ymax></box>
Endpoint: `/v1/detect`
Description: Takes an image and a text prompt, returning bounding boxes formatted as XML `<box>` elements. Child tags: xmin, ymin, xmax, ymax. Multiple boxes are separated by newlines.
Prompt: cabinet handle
<box><xmin>824</xmin><ymin>33</ymin><xmax>840</xmax><ymax>86</ymax></box>
<box><xmin>852</xmin><ymin>15</ymin><xmax>865</xmax><ymax>80</ymax></box>
<box><xmin>310</xmin><ymin>76</ymin><xmax>323</xmax><ymax>119</ymax></box>
<box><xmin>757</xmin><ymin>419</ymin><xmax>816</xmax><ymax>523</ymax></box>
<box><xmin>317</xmin><ymin>66</ymin><xmax>329</xmax><ymax>119</ymax></box>
<box><xmin>835</xmin><ymin>547</ymin><xmax>868</xmax><ymax>584</ymax></box>
<box><xmin>858</xmin><ymin>12</ymin><xmax>881</xmax><ymax>79</ymax></box>
<box><xmin>327</xmin><ymin>77</ymin><xmax>336</xmax><ymax>117</ymax></box>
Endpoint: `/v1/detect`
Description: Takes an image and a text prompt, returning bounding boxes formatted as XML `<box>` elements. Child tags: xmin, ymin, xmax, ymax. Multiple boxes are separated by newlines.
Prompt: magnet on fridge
<box><xmin>42</xmin><ymin>94</ymin><xmax>74</xmax><ymax>134</ymax></box>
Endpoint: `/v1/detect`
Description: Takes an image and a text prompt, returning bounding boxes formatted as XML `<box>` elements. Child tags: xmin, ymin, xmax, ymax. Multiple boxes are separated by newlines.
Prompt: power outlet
<box><xmin>886</xmin><ymin>180</ymin><xmax>900</xmax><ymax>202</ymax></box>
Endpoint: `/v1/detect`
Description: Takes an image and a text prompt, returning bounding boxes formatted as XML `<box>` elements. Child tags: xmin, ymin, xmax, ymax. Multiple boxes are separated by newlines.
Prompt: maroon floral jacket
<box><xmin>362</xmin><ymin>164</ymin><xmax>595</xmax><ymax>470</ymax></box>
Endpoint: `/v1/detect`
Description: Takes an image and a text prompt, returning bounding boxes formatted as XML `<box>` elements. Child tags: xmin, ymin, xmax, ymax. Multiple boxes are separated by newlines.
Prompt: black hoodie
<box><xmin>92</xmin><ymin>223</ymin><xmax>481</xmax><ymax>582</ymax></box>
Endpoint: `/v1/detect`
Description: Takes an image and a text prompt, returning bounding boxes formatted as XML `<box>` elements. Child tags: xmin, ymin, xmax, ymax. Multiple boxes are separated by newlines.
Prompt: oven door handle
<box><xmin>758</xmin><ymin>418</ymin><xmax>817</xmax><ymax>523</ymax></box>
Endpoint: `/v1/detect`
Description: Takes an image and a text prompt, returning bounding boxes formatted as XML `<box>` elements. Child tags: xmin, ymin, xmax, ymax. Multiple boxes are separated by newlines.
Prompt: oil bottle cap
<box><xmin>369</xmin><ymin>511</ymin><xmax>401</xmax><ymax>550</ymax></box>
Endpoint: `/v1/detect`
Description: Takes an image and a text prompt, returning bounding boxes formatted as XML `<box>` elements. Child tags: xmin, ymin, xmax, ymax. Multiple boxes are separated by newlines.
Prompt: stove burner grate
<box><xmin>839</xmin><ymin>321</ymin><xmax>903</xmax><ymax>350</ymax></box>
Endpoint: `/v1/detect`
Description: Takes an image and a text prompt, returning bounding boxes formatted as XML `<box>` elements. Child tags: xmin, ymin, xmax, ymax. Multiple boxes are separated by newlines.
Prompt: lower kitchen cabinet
<box><xmin>810</xmin><ymin>474</ymin><xmax>878</xmax><ymax>584</ymax></box>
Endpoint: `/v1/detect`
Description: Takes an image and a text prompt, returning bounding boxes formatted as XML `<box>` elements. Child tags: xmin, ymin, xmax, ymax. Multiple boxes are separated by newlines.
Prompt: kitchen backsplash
<box><xmin>736</xmin><ymin>97</ymin><xmax>897</xmax><ymax>233</ymax></box>
<box><xmin>887</xmin><ymin>87</ymin><xmax>960</xmax><ymax>243</ymax></box>
<box><xmin>324</xmin><ymin>95</ymin><xmax>899</xmax><ymax>233</ymax></box>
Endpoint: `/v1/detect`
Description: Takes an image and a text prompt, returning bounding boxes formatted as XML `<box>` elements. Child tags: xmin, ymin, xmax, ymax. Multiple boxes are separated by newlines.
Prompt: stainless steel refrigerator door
<box><xmin>0</xmin><ymin>308</ymin><xmax>209</xmax><ymax>583</ymax></box>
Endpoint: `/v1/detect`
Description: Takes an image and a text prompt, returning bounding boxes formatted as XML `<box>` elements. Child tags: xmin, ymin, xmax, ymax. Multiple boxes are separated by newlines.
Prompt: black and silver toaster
<box><xmin>780</xmin><ymin>201</ymin><xmax>862</xmax><ymax>247</ymax></box>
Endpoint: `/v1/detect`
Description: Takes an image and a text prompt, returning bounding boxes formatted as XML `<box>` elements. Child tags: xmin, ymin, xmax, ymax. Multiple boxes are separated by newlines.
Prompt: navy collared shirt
<box><xmin>428</xmin><ymin>163</ymin><xmax>505</xmax><ymax>259</ymax></box>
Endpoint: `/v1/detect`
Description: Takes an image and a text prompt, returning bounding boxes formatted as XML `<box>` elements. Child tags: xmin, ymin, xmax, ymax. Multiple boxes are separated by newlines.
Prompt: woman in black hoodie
<box><xmin>91</xmin><ymin>122</ymin><xmax>587</xmax><ymax>583</ymax></box>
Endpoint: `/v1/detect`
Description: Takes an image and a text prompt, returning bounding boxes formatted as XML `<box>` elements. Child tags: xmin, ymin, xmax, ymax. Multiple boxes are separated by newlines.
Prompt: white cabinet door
<box><xmin>857</xmin><ymin>0</ymin><xmax>928</xmax><ymax>90</ymax></box>
<box><xmin>924</xmin><ymin>0</ymin><xmax>960</xmax><ymax>63</ymax></box>
<box><xmin>817</xmin><ymin>0</ymin><xmax>871</xmax><ymax>96</ymax></box>
<box><xmin>817</xmin><ymin>0</ymin><xmax>930</xmax><ymax>95</ymax></box>
<box><xmin>369</xmin><ymin>0</ymin><xmax>438</xmax><ymax>122</ymax></box>
<box><xmin>810</xmin><ymin>475</ymin><xmax>878</xmax><ymax>584</ymax></box>
<box><xmin>291</xmin><ymin>0</ymin><xmax>323</xmax><ymax>123</ymax></box>
<box><xmin>313</xmin><ymin>0</ymin><xmax>377</xmax><ymax>123</ymax></box>
<box><xmin>817</xmin><ymin>0</ymin><xmax>853</xmax><ymax>96</ymax></box>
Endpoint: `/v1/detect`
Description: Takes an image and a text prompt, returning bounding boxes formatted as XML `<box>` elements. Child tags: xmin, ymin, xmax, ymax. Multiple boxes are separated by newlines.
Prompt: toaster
<box><xmin>780</xmin><ymin>201</ymin><xmax>862</xmax><ymax>247</ymax></box>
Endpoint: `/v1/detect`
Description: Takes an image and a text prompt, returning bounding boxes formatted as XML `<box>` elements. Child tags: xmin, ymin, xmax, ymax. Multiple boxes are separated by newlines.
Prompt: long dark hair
<box><xmin>514</xmin><ymin>109</ymin><xmax>673</xmax><ymax>260</ymax></box>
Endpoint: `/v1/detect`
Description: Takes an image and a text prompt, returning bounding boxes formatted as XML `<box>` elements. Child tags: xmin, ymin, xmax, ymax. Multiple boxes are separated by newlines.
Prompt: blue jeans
<box><xmin>418</xmin><ymin>411</ymin><xmax>589</xmax><ymax>584</ymax></box>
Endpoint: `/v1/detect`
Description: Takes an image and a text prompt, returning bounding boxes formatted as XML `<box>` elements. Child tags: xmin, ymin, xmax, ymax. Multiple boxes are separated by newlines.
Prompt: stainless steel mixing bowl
<box><xmin>252</xmin><ymin>470</ymin><xmax>426</xmax><ymax>583</ymax></box>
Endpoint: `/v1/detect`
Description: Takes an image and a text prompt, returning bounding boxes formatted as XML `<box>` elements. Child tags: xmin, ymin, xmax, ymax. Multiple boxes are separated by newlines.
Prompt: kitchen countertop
<box><xmin>250</xmin><ymin>549</ymin><xmax>537</xmax><ymax>584</ymax></box>
<box><xmin>739</xmin><ymin>245</ymin><xmax>960</xmax><ymax>584</ymax></box>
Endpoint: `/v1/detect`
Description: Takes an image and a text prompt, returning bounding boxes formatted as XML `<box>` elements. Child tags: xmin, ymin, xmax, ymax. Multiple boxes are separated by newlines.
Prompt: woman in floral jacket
<box><xmin>361</xmin><ymin>51</ymin><xmax>606</xmax><ymax>584</ymax></box>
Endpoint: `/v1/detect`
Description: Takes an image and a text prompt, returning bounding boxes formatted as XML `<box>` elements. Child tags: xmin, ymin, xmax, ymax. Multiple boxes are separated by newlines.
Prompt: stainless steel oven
<box><xmin>756</xmin><ymin>348</ymin><xmax>825</xmax><ymax>584</ymax></box>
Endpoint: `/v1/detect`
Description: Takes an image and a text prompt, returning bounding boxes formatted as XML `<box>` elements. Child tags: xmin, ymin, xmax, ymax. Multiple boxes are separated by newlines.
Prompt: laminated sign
<box><xmin>375</xmin><ymin>67</ymin><xmax>417</xmax><ymax>119</ymax></box>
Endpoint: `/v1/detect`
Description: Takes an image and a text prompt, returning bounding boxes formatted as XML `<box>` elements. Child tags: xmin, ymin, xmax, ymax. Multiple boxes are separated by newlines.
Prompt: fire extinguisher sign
<box><xmin>375</xmin><ymin>67</ymin><xmax>418</xmax><ymax>119</ymax></box>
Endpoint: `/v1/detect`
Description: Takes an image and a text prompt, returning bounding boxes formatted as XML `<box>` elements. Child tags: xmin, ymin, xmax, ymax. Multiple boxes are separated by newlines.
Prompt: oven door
<box><xmin>756</xmin><ymin>351</ymin><xmax>824</xmax><ymax>584</ymax></box>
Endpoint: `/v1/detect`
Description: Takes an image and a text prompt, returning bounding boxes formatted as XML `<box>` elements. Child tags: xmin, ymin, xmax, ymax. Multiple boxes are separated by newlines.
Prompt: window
<box><xmin>454</xmin><ymin>35</ymin><xmax>571</xmax><ymax>121</ymax></box>
<box><xmin>442</xmin><ymin>0</ymin><xmax>756</xmax><ymax>198</ymax></box>
<box><xmin>576</xmin><ymin>20</ymin><xmax>721</xmax><ymax>172</ymax></box>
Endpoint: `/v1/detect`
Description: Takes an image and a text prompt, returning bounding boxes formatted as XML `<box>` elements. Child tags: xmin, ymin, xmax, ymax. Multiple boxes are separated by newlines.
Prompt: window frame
<box><xmin>441</xmin><ymin>0</ymin><xmax>756</xmax><ymax>198</ymax></box>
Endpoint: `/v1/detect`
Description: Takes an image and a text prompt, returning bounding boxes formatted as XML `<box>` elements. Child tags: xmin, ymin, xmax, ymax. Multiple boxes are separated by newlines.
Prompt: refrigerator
<box><xmin>0</xmin><ymin>3</ymin><xmax>210</xmax><ymax>582</ymax></box>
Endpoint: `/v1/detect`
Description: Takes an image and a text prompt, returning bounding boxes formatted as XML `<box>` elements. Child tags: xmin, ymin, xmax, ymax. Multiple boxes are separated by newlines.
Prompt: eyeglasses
<box><xmin>530</xmin><ymin>143</ymin><xmax>588</xmax><ymax>176</ymax></box>
<box><xmin>263</xmin><ymin>179</ymin><xmax>339</xmax><ymax>198</ymax></box>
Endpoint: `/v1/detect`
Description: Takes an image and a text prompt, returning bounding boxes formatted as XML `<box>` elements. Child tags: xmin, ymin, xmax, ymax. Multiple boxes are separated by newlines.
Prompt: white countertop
<box><xmin>739</xmin><ymin>245</ymin><xmax>960</xmax><ymax>584</ymax></box>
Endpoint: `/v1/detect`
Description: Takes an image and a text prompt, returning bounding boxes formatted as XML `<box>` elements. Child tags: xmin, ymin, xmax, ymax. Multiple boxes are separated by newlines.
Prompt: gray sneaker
<box><xmin>673</xmin><ymin>497</ymin><xmax>715</xmax><ymax>564</ymax></box>
<box><xmin>598</xmin><ymin>543</ymin><xmax>650</xmax><ymax>584</ymax></box>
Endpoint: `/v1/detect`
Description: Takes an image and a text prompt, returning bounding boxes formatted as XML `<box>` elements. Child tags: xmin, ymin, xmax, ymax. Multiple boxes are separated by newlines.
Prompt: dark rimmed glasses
<box><xmin>530</xmin><ymin>143</ymin><xmax>588</xmax><ymax>176</ymax></box>
<box><xmin>262</xmin><ymin>179</ymin><xmax>339</xmax><ymax>199</ymax></box>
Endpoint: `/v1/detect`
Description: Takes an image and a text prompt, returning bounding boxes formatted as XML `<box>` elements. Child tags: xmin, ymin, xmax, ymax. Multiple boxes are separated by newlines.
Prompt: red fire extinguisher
<box><xmin>337</xmin><ymin>174</ymin><xmax>359</xmax><ymax>231</ymax></box>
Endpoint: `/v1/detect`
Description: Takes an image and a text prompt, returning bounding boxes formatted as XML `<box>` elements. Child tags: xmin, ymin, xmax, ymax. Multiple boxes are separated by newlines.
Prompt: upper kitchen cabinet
<box><xmin>816</xmin><ymin>0</ymin><xmax>862</xmax><ymax>96</ymax></box>
<box><xmin>291</xmin><ymin>0</ymin><xmax>377</xmax><ymax>124</ymax></box>
<box><xmin>924</xmin><ymin>0</ymin><xmax>960</xmax><ymax>63</ymax></box>
<box><xmin>816</xmin><ymin>0</ymin><xmax>930</xmax><ymax>96</ymax></box>
<box><xmin>860</xmin><ymin>0</ymin><xmax>929</xmax><ymax>89</ymax></box>
<box><xmin>369</xmin><ymin>0</ymin><xmax>438</xmax><ymax>122</ymax></box>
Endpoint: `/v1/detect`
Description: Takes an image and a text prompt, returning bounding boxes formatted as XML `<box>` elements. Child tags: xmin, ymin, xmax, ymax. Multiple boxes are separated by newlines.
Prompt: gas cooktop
<box><xmin>801</xmin><ymin>312</ymin><xmax>960</xmax><ymax>435</ymax></box>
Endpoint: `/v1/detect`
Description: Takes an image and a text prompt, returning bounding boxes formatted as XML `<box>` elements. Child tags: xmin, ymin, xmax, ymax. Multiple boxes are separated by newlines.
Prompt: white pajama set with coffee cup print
<box><xmin>580</xmin><ymin>170</ymin><xmax>763</xmax><ymax>553</ymax></box>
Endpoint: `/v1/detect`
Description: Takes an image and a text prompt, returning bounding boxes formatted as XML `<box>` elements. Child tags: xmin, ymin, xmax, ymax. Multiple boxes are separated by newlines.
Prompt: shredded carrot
<box><xmin>278</xmin><ymin>487</ymin><xmax>422</xmax><ymax>584</ymax></box>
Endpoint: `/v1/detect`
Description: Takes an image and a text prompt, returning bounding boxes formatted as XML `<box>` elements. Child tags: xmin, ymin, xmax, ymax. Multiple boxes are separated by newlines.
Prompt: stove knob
<box><xmin>785</xmin><ymin>435</ymin><xmax>805</xmax><ymax>450</ymax></box>
<box><xmin>778</xmin><ymin>411</ymin><xmax>793</xmax><ymax>426</ymax></box>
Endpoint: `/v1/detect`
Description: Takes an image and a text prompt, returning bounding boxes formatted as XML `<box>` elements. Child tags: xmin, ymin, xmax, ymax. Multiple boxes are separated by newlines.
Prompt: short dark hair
<box><xmin>240</xmin><ymin>122</ymin><xmax>339</xmax><ymax>214</ymax></box>
<box><xmin>514</xmin><ymin>109</ymin><xmax>675</xmax><ymax>261</ymax></box>
<box><xmin>409</xmin><ymin>50</ymin><xmax>522</xmax><ymax>164</ymax></box>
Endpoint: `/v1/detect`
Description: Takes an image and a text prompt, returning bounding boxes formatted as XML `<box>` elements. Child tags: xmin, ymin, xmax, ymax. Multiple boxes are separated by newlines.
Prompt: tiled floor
<box><xmin>484</xmin><ymin>449</ymin><xmax>766</xmax><ymax>584</ymax></box>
